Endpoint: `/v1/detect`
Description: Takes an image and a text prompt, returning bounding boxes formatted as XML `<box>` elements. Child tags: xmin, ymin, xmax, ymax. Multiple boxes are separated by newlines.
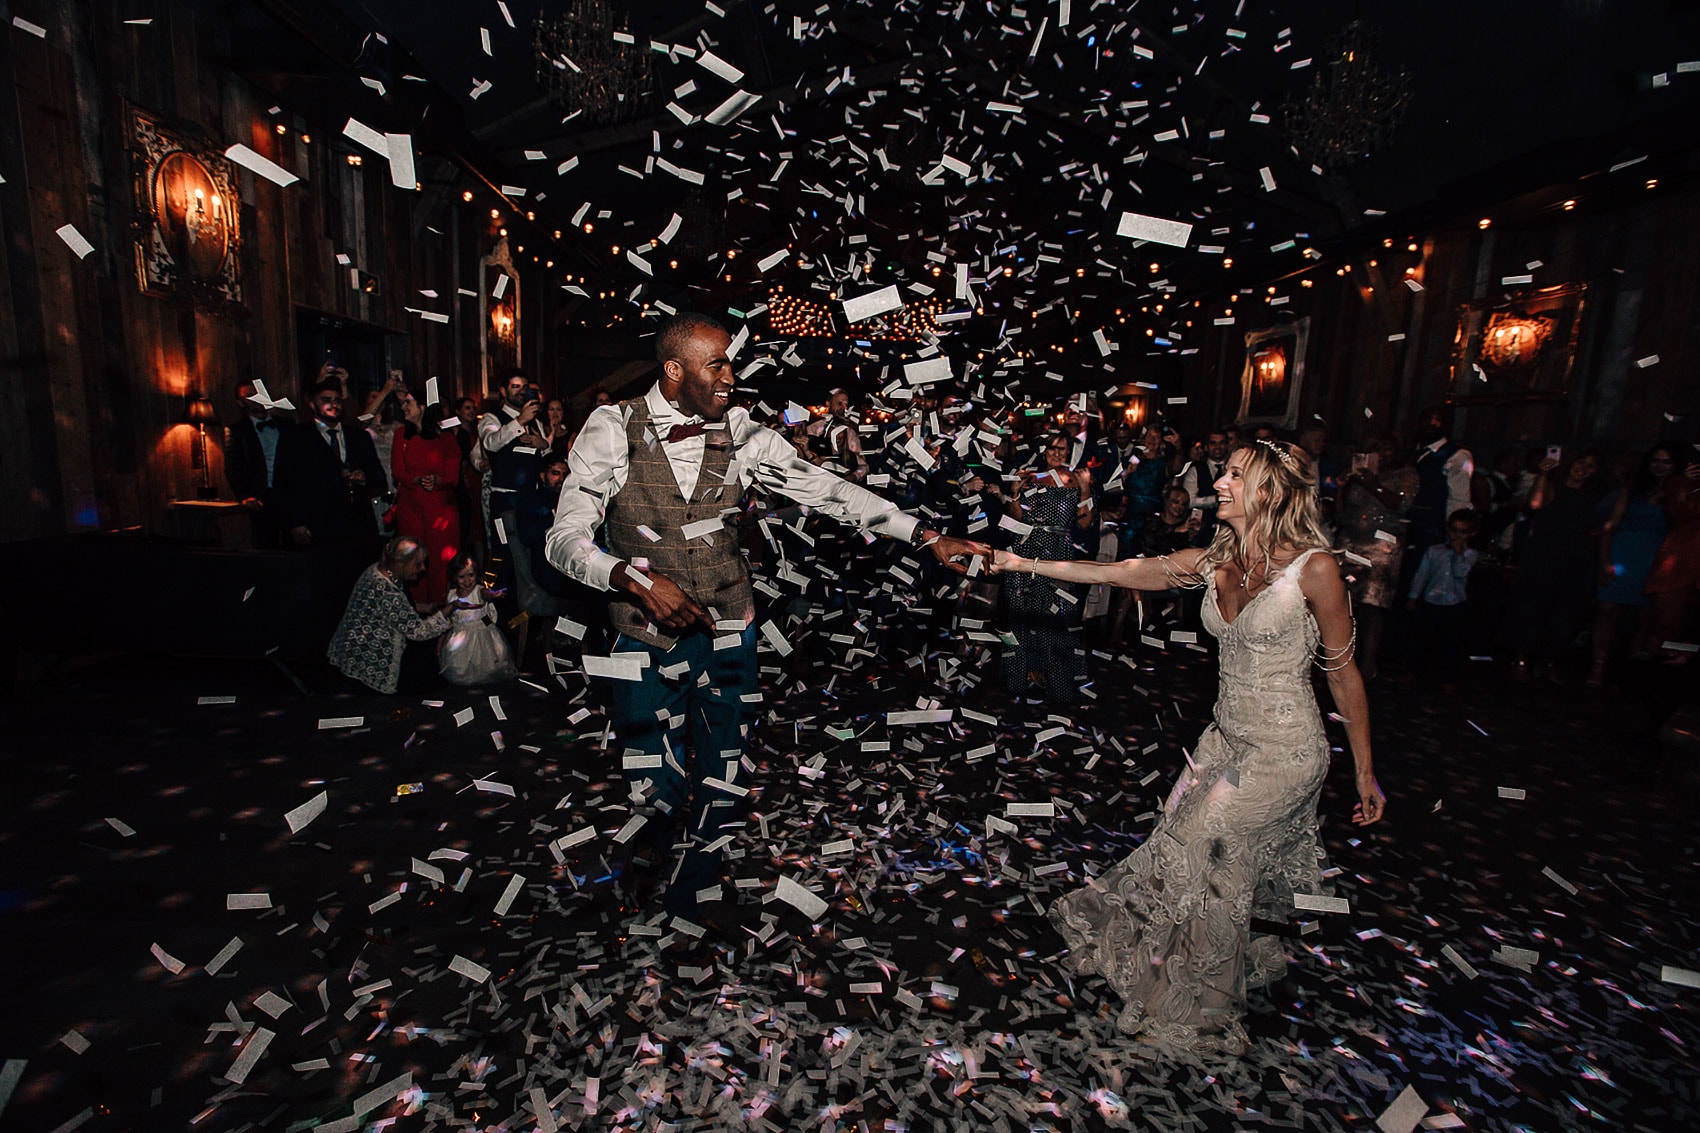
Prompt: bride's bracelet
<box><xmin>1314</xmin><ymin>619</ymin><xmax>1359</xmax><ymax>671</ymax></box>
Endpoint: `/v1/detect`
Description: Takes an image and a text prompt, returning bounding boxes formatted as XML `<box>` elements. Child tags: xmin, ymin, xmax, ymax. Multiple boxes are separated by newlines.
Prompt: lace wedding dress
<box><xmin>1049</xmin><ymin>548</ymin><xmax>1335</xmax><ymax>1056</ymax></box>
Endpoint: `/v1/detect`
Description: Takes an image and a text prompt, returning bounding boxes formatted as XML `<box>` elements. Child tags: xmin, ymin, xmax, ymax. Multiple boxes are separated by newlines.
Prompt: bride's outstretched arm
<box><xmin>1300</xmin><ymin>552</ymin><xmax>1386</xmax><ymax>826</ymax></box>
<box><xmin>984</xmin><ymin>546</ymin><xmax>1208</xmax><ymax>591</ymax></box>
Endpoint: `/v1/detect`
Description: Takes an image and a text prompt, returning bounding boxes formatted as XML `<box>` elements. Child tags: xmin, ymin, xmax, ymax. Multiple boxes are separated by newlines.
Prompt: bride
<box><xmin>983</xmin><ymin>438</ymin><xmax>1386</xmax><ymax>1055</ymax></box>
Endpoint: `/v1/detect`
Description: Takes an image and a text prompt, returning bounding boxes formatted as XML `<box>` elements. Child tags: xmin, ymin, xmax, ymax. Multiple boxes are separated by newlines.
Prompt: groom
<box><xmin>546</xmin><ymin>313</ymin><xmax>979</xmax><ymax>924</ymax></box>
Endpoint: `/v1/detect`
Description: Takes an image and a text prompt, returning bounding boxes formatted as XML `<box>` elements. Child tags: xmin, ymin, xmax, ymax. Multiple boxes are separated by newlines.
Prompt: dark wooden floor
<box><xmin>3</xmin><ymin>605</ymin><xmax>1697</xmax><ymax>1133</ymax></box>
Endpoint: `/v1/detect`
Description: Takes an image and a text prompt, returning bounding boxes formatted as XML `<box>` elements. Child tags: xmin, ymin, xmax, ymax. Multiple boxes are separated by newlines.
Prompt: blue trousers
<box><xmin>607</xmin><ymin>624</ymin><xmax>758</xmax><ymax>909</ymax></box>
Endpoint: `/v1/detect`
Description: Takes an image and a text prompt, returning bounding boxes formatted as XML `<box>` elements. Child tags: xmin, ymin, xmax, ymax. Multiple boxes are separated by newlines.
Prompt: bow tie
<box><xmin>665</xmin><ymin>421</ymin><xmax>710</xmax><ymax>443</ymax></box>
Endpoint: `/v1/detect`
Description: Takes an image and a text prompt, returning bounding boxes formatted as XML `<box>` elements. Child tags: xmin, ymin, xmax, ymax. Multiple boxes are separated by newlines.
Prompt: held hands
<box><xmin>986</xmin><ymin>549</ymin><xmax>1023</xmax><ymax>574</ymax></box>
<box><xmin>1352</xmin><ymin>771</ymin><xmax>1387</xmax><ymax>826</ymax></box>
<box><xmin>921</xmin><ymin>532</ymin><xmax>984</xmax><ymax>575</ymax></box>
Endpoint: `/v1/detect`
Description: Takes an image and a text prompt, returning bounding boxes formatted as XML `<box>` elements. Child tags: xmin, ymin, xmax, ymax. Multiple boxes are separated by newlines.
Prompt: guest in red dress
<box><xmin>1645</xmin><ymin>453</ymin><xmax>1700</xmax><ymax>660</ymax></box>
<box><xmin>392</xmin><ymin>400</ymin><xmax>463</xmax><ymax>605</ymax></box>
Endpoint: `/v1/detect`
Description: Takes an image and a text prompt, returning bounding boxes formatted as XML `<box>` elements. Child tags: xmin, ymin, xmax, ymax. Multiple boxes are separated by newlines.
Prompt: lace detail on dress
<box><xmin>1048</xmin><ymin>548</ymin><xmax>1334</xmax><ymax>1057</ymax></box>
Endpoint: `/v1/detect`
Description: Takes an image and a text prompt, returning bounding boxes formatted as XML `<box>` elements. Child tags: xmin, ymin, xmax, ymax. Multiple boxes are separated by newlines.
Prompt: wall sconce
<box><xmin>185</xmin><ymin>393</ymin><xmax>217</xmax><ymax>498</ymax></box>
<box><xmin>1253</xmin><ymin>344</ymin><xmax>1288</xmax><ymax>394</ymax></box>
<box><xmin>1480</xmin><ymin>312</ymin><xmax>1552</xmax><ymax>370</ymax></box>
<box><xmin>490</xmin><ymin>303</ymin><xmax>515</xmax><ymax>342</ymax></box>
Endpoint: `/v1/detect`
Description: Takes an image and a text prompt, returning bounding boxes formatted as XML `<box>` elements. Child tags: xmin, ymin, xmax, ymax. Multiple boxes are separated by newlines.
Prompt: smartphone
<box><xmin>1546</xmin><ymin>444</ymin><xmax>1562</xmax><ymax>462</ymax></box>
<box><xmin>1189</xmin><ymin>508</ymin><xmax>1203</xmax><ymax>523</ymax></box>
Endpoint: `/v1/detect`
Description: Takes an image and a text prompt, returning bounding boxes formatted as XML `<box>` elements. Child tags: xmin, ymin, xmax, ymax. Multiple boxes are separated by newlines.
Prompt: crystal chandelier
<box><xmin>1282</xmin><ymin>21</ymin><xmax>1412</xmax><ymax>171</ymax></box>
<box><xmin>532</xmin><ymin>0</ymin><xmax>653</xmax><ymax>127</ymax></box>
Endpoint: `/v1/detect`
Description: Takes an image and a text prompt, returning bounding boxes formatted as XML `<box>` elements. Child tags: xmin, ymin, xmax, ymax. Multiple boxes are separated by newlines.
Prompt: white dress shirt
<box><xmin>1422</xmin><ymin>437</ymin><xmax>1475</xmax><ymax>520</ymax></box>
<box><xmin>315</xmin><ymin>418</ymin><xmax>346</xmax><ymax>463</ymax></box>
<box><xmin>251</xmin><ymin>415</ymin><xmax>281</xmax><ymax>485</ymax></box>
<box><xmin>479</xmin><ymin>404</ymin><xmax>526</xmax><ymax>453</ymax></box>
<box><xmin>1180</xmin><ymin>459</ymin><xmax>1225</xmax><ymax>511</ymax></box>
<box><xmin>546</xmin><ymin>384</ymin><xmax>920</xmax><ymax>591</ymax></box>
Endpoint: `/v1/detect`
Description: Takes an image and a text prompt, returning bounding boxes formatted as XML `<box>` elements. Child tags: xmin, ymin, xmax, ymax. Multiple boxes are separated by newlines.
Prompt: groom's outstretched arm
<box><xmin>734</xmin><ymin>419</ymin><xmax>980</xmax><ymax>573</ymax></box>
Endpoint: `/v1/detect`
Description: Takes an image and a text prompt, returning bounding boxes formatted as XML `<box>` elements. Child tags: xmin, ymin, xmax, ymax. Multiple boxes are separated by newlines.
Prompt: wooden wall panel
<box><xmin>0</xmin><ymin>0</ymin><xmax>482</xmax><ymax>542</ymax></box>
<box><xmin>1173</xmin><ymin>176</ymin><xmax>1700</xmax><ymax>459</ymax></box>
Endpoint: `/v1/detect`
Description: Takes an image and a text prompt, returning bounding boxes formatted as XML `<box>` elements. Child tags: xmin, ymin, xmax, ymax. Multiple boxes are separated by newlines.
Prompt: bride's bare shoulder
<box><xmin>1293</xmin><ymin>546</ymin><xmax>1344</xmax><ymax>596</ymax></box>
<box><xmin>1169</xmin><ymin>547</ymin><xmax>1211</xmax><ymax>574</ymax></box>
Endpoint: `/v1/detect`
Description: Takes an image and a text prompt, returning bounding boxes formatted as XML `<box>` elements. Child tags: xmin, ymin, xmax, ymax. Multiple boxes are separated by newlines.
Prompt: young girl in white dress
<box><xmin>438</xmin><ymin>553</ymin><xmax>517</xmax><ymax>686</ymax></box>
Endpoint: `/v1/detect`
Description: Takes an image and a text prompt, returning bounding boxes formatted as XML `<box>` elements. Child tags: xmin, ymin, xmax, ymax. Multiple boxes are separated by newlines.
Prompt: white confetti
<box><xmin>55</xmin><ymin>224</ymin><xmax>94</xmax><ymax>259</ymax></box>
<box><xmin>283</xmin><ymin>790</ymin><xmax>327</xmax><ymax>834</ymax></box>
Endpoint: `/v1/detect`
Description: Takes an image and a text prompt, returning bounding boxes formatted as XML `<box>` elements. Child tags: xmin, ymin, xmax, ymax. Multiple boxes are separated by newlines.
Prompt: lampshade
<box><xmin>185</xmin><ymin>394</ymin><xmax>217</xmax><ymax>424</ymax></box>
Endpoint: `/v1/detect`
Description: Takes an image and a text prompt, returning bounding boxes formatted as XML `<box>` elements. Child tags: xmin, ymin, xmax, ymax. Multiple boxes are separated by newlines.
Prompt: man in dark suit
<box><xmin>273</xmin><ymin>380</ymin><xmax>387</xmax><ymax>546</ymax></box>
<box><xmin>225</xmin><ymin>379</ymin><xmax>290</xmax><ymax>548</ymax></box>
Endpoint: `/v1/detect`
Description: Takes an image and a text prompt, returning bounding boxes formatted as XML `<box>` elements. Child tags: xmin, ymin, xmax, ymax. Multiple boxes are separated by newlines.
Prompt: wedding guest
<box><xmin>438</xmin><ymin>552</ymin><xmax>517</xmax><ymax>686</ymax></box>
<box><xmin>273</xmin><ymin>380</ymin><xmax>387</xmax><ymax>547</ymax></box>
<box><xmin>1335</xmin><ymin>435</ymin><xmax>1418</xmax><ymax>680</ymax></box>
<box><xmin>1177</xmin><ymin>429</ymin><xmax>1231</xmax><ymax>527</ymax></box>
<box><xmin>326</xmin><ymin>536</ymin><xmax>452</xmax><ymax>694</ymax></box>
<box><xmin>541</xmin><ymin>397</ymin><xmax>572</xmax><ymax>452</ymax></box>
<box><xmin>1082</xmin><ymin>493</ymin><xmax>1127</xmax><ymax>645</ymax></box>
<box><xmin>1587</xmin><ymin>448</ymin><xmax>1673</xmax><ymax>684</ymax></box>
<box><xmin>1644</xmin><ymin>448</ymin><xmax>1700</xmax><ymax>662</ymax></box>
<box><xmin>480</xmin><ymin>368</ymin><xmax>548</xmax><ymax>573</ymax></box>
<box><xmin>1404</xmin><ymin>405</ymin><xmax>1473</xmax><ymax>579</ymax></box>
<box><xmin>392</xmin><ymin>399</ymin><xmax>462</xmax><ymax>605</ymax></box>
<box><xmin>225</xmin><ymin>378</ymin><xmax>289</xmax><ymax>548</ymax></box>
<box><xmin>998</xmin><ymin>432</ymin><xmax>1095</xmax><ymax>703</ymax></box>
<box><xmin>1406</xmin><ymin>509</ymin><xmax>1480</xmax><ymax>690</ymax></box>
<box><xmin>453</xmin><ymin>394</ymin><xmax>487</xmax><ymax>562</ymax></box>
<box><xmin>805</xmin><ymin>388</ymin><xmax>867</xmax><ymax>481</ymax></box>
<box><xmin>1508</xmin><ymin>449</ymin><xmax>1602</xmax><ymax>682</ymax></box>
<box><xmin>1112</xmin><ymin>485</ymin><xmax>1207</xmax><ymax>638</ymax></box>
<box><xmin>1121</xmin><ymin>424</ymin><xmax>1174</xmax><ymax>545</ymax></box>
<box><xmin>1299</xmin><ymin>424</ymin><xmax>1341</xmax><ymax>514</ymax></box>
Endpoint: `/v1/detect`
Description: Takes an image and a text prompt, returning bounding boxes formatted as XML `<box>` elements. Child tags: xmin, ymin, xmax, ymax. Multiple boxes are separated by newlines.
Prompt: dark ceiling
<box><xmin>213</xmin><ymin>0</ymin><xmax>1700</xmax><ymax>397</ymax></box>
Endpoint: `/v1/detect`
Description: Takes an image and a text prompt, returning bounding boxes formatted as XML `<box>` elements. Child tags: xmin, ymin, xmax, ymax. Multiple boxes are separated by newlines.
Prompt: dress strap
<box><xmin>1282</xmin><ymin>547</ymin><xmax>1330</xmax><ymax>578</ymax></box>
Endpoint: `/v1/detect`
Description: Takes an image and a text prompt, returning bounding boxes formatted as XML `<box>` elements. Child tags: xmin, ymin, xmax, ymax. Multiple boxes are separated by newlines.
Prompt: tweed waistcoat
<box><xmin>605</xmin><ymin>397</ymin><xmax>752</xmax><ymax>649</ymax></box>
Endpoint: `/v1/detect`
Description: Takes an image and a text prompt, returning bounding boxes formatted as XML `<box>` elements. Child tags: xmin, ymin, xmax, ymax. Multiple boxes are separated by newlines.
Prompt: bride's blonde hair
<box><xmin>1195</xmin><ymin>438</ymin><xmax>1333</xmax><ymax>578</ymax></box>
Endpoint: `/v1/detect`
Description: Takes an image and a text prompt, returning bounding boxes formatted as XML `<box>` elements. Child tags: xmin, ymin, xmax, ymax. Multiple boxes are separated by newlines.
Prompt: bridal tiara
<box><xmin>1256</xmin><ymin>438</ymin><xmax>1298</xmax><ymax>470</ymax></box>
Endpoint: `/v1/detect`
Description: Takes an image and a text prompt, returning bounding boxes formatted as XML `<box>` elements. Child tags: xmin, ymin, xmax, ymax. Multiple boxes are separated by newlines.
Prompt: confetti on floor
<box><xmin>5</xmin><ymin>539</ymin><xmax>1697</xmax><ymax>1132</ymax></box>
